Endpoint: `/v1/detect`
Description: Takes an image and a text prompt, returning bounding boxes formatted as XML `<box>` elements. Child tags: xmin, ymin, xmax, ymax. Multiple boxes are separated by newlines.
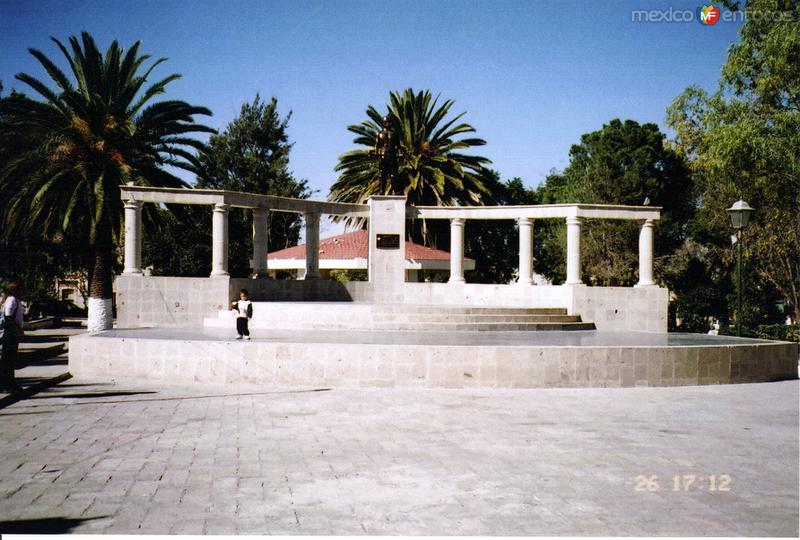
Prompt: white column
<box><xmin>518</xmin><ymin>217</ymin><xmax>534</xmax><ymax>284</ymax></box>
<box><xmin>565</xmin><ymin>216</ymin><xmax>583</xmax><ymax>285</ymax></box>
<box><xmin>636</xmin><ymin>218</ymin><xmax>656</xmax><ymax>287</ymax></box>
<box><xmin>449</xmin><ymin>218</ymin><xmax>466</xmax><ymax>284</ymax></box>
<box><xmin>252</xmin><ymin>208</ymin><xmax>269</xmax><ymax>278</ymax></box>
<box><xmin>210</xmin><ymin>203</ymin><xmax>229</xmax><ymax>277</ymax></box>
<box><xmin>304</xmin><ymin>212</ymin><xmax>320</xmax><ymax>280</ymax></box>
<box><xmin>122</xmin><ymin>200</ymin><xmax>143</xmax><ymax>275</ymax></box>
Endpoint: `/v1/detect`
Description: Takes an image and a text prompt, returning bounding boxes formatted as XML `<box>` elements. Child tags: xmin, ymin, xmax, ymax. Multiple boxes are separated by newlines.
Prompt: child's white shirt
<box><xmin>234</xmin><ymin>299</ymin><xmax>252</xmax><ymax>319</ymax></box>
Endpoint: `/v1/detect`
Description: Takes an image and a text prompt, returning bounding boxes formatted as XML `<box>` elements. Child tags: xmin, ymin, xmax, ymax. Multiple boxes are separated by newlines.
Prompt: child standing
<box><xmin>231</xmin><ymin>289</ymin><xmax>253</xmax><ymax>340</ymax></box>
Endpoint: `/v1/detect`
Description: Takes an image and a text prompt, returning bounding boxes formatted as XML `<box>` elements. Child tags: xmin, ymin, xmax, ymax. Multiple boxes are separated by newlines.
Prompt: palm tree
<box><xmin>330</xmin><ymin>88</ymin><xmax>491</xmax><ymax>244</ymax></box>
<box><xmin>0</xmin><ymin>32</ymin><xmax>213</xmax><ymax>332</ymax></box>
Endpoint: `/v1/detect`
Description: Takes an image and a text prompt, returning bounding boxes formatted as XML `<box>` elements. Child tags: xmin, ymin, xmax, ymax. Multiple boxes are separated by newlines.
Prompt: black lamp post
<box><xmin>727</xmin><ymin>199</ymin><xmax>755</xmax><ymax>336</ymax></box>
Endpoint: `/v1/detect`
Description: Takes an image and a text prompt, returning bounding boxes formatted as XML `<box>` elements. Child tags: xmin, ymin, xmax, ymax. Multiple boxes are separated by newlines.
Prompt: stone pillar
<box><xmin>367</xmin><ymin>196</ymin><xmax>407</xmax><ymax>293</ymax></box>
<box><xmin>304</xmin><ymin>212</ymin><xmax>320</xmax><ymax>280</ymax></box>
<box><xmin>565</xmin><ymin>216</ymin><xmax>583</xmax><ymax>285</ymax></box>
<box><xmin>518</xmin><ymin>217</ymin><xmax>534</xmax><ymax>284</ymax></box>
<box><xmin>449</xmin><ymin>218</ymin><xmax>466</xmax><ymax>284</ymax></box>
<box><xmin>252</xmin><ymin>208</ymin><xmax>269</xmax><ymax>278</ymax></box>
<box><xmin>122</xmin><ymin>199</ymin><xmax>144</xmax><ymax>275</ymax></box>
<box><xmin>636</xmin><ymin>218</ymin><xmax>656</xmax><ymax>287</ymax></box>
<box><xmin>210</xmin><ymin>203</ymin><xmax>229</xmax><ymax>277</ymax></box>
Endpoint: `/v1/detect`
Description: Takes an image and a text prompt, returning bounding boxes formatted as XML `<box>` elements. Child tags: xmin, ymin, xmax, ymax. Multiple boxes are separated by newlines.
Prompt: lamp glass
<box><xmin>727</xmin><ymin>200</ymin><xmax>754</xmax><ymax>229</ymax></box>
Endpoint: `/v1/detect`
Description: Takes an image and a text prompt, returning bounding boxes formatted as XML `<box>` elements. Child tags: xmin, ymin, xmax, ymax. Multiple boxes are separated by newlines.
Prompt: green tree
<box><xmin>667</xmin><ymin>0</ymin><xmax>800</xmax><ymax>322</ymax></box>
<box><xmin>330</xmin><ymin>88</ymin><xmax>491</xmax><ymax>246</ymax></box>
<box><xmin>191</xmin><ymin>95</ymin><xmax>310</xmax><ymax>277</ymax></box>
<box><xmin>0</xmin><ymin>32</ymin><xmax>213</xmax><ymax>331</ymax></box>
<box><xmin>534</xmin><ymin>119</ymin><xmax>693</xmax><ymax>286</ymax></box>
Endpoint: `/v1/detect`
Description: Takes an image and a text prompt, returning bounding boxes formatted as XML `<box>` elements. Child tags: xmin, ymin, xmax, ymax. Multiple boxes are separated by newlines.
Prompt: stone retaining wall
<box><xmin>69</xmin><ymin>334</ymin><xmax>797</xmax><ymax>389</ymax></box>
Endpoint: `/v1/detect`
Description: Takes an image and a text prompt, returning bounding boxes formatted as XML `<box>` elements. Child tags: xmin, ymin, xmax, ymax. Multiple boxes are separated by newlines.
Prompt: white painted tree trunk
<box><xmin>87</xmin><ymin>297</ymin><xmax>113</xmax><ymax>333</ymax></box>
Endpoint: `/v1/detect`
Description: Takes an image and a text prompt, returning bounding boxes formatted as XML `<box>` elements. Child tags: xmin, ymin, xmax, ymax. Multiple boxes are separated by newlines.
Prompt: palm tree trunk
<box><xmin>87</xmin><ymin>239</ymin><xmax>114</xmax><ymax>333</ymax></box>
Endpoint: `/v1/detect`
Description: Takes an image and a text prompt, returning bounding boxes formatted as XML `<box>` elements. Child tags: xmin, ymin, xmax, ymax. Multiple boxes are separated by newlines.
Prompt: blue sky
<box><xmin>1</xmin><ymin>0</ymin><xmax>741</xmax><ymax>234</ymax></box>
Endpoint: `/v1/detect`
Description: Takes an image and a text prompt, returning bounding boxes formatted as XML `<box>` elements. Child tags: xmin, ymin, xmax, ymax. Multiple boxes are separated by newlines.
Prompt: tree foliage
<box><xmin>330</xmin><ymin>88</ymin><xmax>491</xmax><ymax>246</ymax></box>
<box><xmin>667</xmin><ymin>0</ymin><xmax>800</xmax><ymax>321</ymax></box>
<box><xmin>0</xmin><ymin>33</ymin><xmax>212</xmax><ymax>314</ymax></box>
<box><xmin>534</xmin><ymin>119</ymin><xmax>693</xmax><ymax>286</ymax></box>
<box><xmin>163</xmin><ymin>94</ymin><xmax>311</xmax><ymax>278</ymax></box>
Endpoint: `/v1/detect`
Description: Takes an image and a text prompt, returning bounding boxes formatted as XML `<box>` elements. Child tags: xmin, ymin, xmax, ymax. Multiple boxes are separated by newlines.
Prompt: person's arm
<box><xmin>247</xmin><ymin>303</ymin><xmax>253</xmax><ymax>319</ymax></box>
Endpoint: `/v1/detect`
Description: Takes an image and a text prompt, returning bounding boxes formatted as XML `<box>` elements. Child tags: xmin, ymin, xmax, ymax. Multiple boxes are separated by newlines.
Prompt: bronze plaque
<box><xmin>376</xmin><ymin>234</ymin><xmax>400</xmax><ymax>249</ymax></box>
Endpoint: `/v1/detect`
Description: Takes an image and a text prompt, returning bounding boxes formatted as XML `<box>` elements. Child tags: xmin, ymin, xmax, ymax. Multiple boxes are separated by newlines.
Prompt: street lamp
<box><xmin>727</xmin><ymin>199</ymin><xmax>755</xmax><ymax>336</ymax></box>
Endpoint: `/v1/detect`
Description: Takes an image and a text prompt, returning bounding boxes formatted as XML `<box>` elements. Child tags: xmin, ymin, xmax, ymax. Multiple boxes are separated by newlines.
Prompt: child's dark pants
<box><xmin>236</xmin><ymin>317</ymin><xmax>250</xmax><ymax>337</ymax></box>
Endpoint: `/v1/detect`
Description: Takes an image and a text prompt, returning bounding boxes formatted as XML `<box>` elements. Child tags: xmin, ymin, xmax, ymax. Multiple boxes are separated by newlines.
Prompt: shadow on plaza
<box><xmin>0</xmin><ymin>516</ymin><xmax>108</xmax><ymax>534</ymax></box>
<box><xmin>24</xmin><ymin>388</ymin><xmax>160</xmax><ymax>399</ymax></box>
<box><xmin>20</xmin><ymin>334</ymin><xmax>74</xmax><ymax>344</ymax></box>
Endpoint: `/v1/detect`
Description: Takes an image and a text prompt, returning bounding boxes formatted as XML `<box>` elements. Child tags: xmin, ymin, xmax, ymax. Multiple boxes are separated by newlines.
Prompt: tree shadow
<box><xmin>20</xmin><ymin>334</ymin><xmax>72</xmax><ymax>343</ymax></box>
<box><xmin>0</xmin><ymin>516</ymin><xmax>109</xmax><ymax>533</ymax></box>
<box><xmin>14</xmin><ymin>355</ymin><xmax>69</xmax><ymax>369</ymax></box>
<box><xmin>25</xmin><ymin>390</ymin><xmax>159</xmax><ymax>399</ymax></box>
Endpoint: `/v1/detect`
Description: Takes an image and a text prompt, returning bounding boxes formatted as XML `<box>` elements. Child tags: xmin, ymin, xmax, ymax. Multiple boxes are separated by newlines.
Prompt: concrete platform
<box><xmin>68</xmin><ymin>327</ymin><xmax>799</xmax><ymax>389</ymax></box>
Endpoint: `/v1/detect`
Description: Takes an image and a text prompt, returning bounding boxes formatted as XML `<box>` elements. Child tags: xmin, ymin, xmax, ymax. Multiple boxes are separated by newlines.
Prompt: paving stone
<box><xmin>0</xmin><ymin>376</ymin><xmax>797</xmax><ymax>535</ymax></box>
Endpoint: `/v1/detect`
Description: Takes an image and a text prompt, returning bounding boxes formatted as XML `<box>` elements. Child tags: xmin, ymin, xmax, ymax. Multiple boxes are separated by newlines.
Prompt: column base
<box><xmin>564</xmin><ymin>281</ymin><xmax>586</xmax><ymax>286</ymax></box>
<box><xmin>122</xmin><ymin>270</ymin><xmax>143</xmax><ymax>276</ymax></box>
<box><xmin>210</xmin><ymin>271</ymin><xmax>230</xmax><ymax>277</ymax></box>
<box><xmin>448</xmin><ymin>277</ymin><xmax>466</xmax><ymax>284</ymax></box>
<box><xmin>634</xmin><ymin>282</ymin><xmax>657</xmax><ymax>288</ymax></box>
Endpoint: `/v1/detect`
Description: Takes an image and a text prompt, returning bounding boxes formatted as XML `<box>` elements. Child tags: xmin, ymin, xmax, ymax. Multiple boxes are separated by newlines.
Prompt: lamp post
<box><xmin>727</xmin><ymin>199</ymin><xmax>754</xmax><ymax>336</ymax></box>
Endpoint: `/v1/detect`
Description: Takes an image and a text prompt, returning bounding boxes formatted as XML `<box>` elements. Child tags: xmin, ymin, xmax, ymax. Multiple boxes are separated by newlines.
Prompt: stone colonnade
<box><xmin>121</xmin><ymin>186</ymin><xmax>661</xmax><ymax>288</ymax></box>
<box><xmin>120</xmin><ymin>185</ymin><xmax>369</xmax><ymax>280</ymax></box>
<box><xmin>413</xmin><ymin>206</ymin><xmax>660</xmax><ymax>288</ymax></box>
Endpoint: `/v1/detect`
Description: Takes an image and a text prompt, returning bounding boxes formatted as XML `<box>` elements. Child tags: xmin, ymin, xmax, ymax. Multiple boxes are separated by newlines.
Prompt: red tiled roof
<box><xmin>267</xmin><ymin>229</ymin><xmax>472</xmax><ymax>262</ymax></box>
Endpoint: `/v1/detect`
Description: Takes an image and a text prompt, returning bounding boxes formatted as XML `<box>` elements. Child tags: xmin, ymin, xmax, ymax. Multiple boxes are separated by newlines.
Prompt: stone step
<box><xmin>371</xmin><ymin>314</ymin><xmax>582</xmax><ymax>323</ymax></box>
<box><xmin>221</xmin><ymin>302</ymin><xmax>568</xmax><ymax>316</ymax></box>
<box><xmin>369</xmin><ymin>305</ymin><xmax>569</xmax><ymax>315</ymax></box>
<box><xmin>207</xmin><ymin>302</ymin><xmax>592</xmax><ymax>331</ymax></box>
<box><xmin>370</xmin><ymin>322</ymin><xmax>597</xmax><ymax>332</ymax></box>
<box><xmin>215</xmin><ymin>311</ymin><xmax>580</xmax><ymax>324</ymax></box>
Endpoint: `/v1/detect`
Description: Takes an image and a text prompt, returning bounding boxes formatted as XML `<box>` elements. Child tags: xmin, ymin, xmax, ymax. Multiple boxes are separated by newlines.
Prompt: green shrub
<box><xmin>721</xmin><ymin>323</ymin><xmax>800</xmax><ymax>342</ymax></box>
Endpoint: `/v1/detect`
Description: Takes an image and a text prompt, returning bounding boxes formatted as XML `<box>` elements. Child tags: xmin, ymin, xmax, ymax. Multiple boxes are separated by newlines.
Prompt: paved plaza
<box><xmin>0</xmin><ymin>331</ymin><xmax>797</xmax><ymax>536</ymax></box>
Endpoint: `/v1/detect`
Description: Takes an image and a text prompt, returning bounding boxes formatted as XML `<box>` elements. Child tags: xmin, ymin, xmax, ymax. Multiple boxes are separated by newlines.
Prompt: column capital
<box><xmin>518</xmin><ymin>217</ymin><xmax>534</xmax><ymax>226</ymax></box>
<box><xmin>213</xmin><ymin>203</ymin><xmax>230</xmax><ymax>213</ymax></box>
<box><xmin>123</xmin><ymin>199</ymin><xmax>144</xmax><ymax>210</ymax></box>
<box><xmin>450</xmin><ymin>217</ymin><xmax>466</xmax><ymax>227</ymax></box>
<box><xmin>566</xmin><ymin>216</ymin><xmax>584</xmax><ymax>226</ymax></box>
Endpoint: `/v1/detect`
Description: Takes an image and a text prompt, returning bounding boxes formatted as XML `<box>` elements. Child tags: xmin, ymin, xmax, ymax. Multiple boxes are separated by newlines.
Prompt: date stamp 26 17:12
<box><xmin>635</xmin><ymin>474</ymin><xmax>732</xmax><ymax>492</ymax></box>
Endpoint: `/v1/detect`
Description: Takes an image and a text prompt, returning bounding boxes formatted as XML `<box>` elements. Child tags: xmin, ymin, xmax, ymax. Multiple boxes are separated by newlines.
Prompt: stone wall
<box><xmin>69</xmin><ymin>332</ymin><xmax>799</xmax><ymax>388</ymax></box>
<box><xmin>571</xmin><ymin>286</ymin><xmax>669</xmax><ymax>333</ymax></box>
<box><xmin>115</xmin><ymin>275</ymin><xmax>231</xmax><ymax>328</ymax></box>
<box><xmin>115</xmin><ymin>275</ymin><xmax>668</xmax><ymax>333</ymax></box>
